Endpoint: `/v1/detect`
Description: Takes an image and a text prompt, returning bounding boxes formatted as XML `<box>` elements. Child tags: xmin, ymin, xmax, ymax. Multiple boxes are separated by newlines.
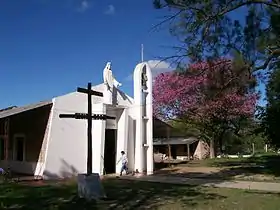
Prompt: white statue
<box><xmin>103</xmin><ymin>62</ymin><xmax>122</xmax><ymax>104</ymax></box>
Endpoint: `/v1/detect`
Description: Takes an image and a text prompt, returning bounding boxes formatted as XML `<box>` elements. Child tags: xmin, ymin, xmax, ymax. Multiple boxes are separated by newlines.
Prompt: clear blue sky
<box><xmin>0</xmin><ymin>0</ymin><xmax>265</xmax><ymax>108</ymax></box>
<box><xmin>0</xmin><ymin>0</ymin><xmax>178</xmax><ymax>108</ymax></box>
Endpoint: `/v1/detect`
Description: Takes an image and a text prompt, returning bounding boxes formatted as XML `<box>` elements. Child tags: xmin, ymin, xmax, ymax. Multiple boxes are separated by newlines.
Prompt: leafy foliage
<box><xmin>153</xmin><ymin>0</ymin><xmax>280</xmax><ymax>72</ymax></box>
<box><xmin>261</xmin><ymin>66</ymin><xmax>280</xmax><ymax>147</ymax></box>
<box><xmin>153</xmin><ymin>59</ymin><xmax>257</xmax><ymax>121</ymax></box>
<box><xmin>257</xmin><ymin>9</ymin><xmax>280</xmax><ymax>148</ymax></box>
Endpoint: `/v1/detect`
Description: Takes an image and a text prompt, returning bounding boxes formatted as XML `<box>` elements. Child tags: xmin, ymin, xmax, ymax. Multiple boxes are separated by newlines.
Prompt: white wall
<box><xmin>43</xmin><ymin>91</ymin><xmax>105</xmax><ymax>179</ymax></box>
<box><xmin>115</xmin><ymin>108</ymin><xmax>128</xmax><ymax>174</ymax></box>
<box><xmin>126</xmin><ymin>115</ymin><xmax>135</xmax><ymax>171</ymax></box>
<box><xmin>92</xmin><ymin>104</ymin><xmax>106</xmax><ymax>175</ymax></box>
<box><xmin>42</xmin><ymin>83</ymin><xmax>135</xmax><ymax>178</ymax></box>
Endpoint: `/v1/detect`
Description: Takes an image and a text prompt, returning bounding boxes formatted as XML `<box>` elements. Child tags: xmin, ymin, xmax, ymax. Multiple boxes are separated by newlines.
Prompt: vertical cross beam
<box><xmin>87</xmin><ymin>83</ymin><xmax>93</xmax><ymax>175</ymax></box>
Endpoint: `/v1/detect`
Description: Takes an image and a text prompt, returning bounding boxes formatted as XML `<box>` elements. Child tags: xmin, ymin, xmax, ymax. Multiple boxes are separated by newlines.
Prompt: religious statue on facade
<box><xmin>103</xmin><ymin>62</ymin><xmax>122</xmax><ymax>105</ymax></box>
<box><xmin>141</xmin><ymin>66</ymin><xmax>148</xmax><ymax>89</ymax></box>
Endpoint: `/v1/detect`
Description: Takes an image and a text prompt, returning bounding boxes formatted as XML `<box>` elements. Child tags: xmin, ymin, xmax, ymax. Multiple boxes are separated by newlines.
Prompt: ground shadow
<box><xmin>101</xmin><ymin>178</ymin><xmax>225</xmax><ymax>209</ymax></box>
<box><xmin>0</xmin><ymin>181</ymin><xmax>94</xmax><ymax>210</ymax></box>
<box><xmin>0</xmin><ymin>178</ymin><xmax>225</xmax><ymax>210</ymax></box>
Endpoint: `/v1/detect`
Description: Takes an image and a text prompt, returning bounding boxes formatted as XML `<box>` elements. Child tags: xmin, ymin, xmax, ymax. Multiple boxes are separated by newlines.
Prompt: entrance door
<box><xmin>104</xmin><ymin>129</ymin><xmax>116</xmax><ymax>174</ymax></box>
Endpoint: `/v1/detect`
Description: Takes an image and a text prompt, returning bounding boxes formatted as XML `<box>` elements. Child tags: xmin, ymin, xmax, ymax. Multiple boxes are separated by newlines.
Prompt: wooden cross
<box><xmin>59</xmin><ymin>82</ymin><xmax>115</xmax><ymax>175</ymax></box>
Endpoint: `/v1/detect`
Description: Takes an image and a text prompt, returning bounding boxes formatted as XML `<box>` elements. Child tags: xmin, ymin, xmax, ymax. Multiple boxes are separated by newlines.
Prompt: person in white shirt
<box><xmin>117</xmin><ymin>151</ymin><xmax>128</xmax><ymax>176</ymax></box>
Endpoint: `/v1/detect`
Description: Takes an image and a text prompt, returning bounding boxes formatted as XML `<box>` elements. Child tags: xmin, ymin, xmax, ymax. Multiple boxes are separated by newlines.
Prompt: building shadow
<box><xmin>43</xmin><ymin>159</ymin><xmax>79</xmax><ymax>180</ymax></box>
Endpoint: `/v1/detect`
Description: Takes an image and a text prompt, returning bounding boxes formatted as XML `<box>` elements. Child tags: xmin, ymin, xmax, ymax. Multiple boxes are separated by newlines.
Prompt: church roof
<box><xmin>0</xmin><ymin>83</ymin><xmax>134</xmax><ymax>120</ymax></box>
<box><xmin>53</xmin><ymin>83</ymin><xmax>134</xmax><ymax>107</ymax></box>
<box><xmin>0</xmin><ymin>101</ymin><xmax>52</xmax><ymax>119</ymax></box>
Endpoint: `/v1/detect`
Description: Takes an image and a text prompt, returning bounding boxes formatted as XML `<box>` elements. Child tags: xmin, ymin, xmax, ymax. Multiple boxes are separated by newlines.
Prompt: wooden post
<box><xmin>168</xmin><ymin>144</ymin><xmax>171</xmax><ymax>159</ymax></box>
<box><xmin>187</xmin><ymin>144</ymin><xmax>190</xmax><ymax>160</ymax></box>
<box><xmin>166</xmin><ymin>126</ymin><xmax>171</xmax><ymax>166</ymax></box>
<box><xmin>4</xmin><ymin>118</ymin><xmax>9</xmax><ymax>161</ymax></box>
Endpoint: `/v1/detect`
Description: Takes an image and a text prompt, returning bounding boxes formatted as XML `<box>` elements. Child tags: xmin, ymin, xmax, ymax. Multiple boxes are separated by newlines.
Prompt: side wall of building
<box><xmin>0</xmin><ymin>105</ymin><xmax>52</xmax><ymax>175</ymax></box>
<box><xmin>43</xmin><ymin>92</ymin><xmax>105</xmax><ymax>179</ymax></box>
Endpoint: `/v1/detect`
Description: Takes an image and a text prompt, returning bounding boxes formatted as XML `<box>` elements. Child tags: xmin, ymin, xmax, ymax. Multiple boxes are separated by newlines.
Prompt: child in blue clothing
<box><xmin>0</xmin><ymin>168</ymin><xmax>4</xmax><ymax>174</ymax></box>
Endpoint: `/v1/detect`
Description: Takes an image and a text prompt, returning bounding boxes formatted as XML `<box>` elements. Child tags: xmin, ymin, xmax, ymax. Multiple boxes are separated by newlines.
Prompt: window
<box><xmin>13</xmin><ymin>135</ymin><xmax>25</xmax><ymax>161</ymax></box>
<box><xmin>0</xmin><ymin>137</ymin><xmax>4</xmax><ymax>160</ymax></box>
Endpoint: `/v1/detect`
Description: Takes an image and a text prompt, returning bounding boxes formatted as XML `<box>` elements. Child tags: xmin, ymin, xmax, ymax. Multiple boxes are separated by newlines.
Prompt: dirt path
<box><xmin>154</xmin><ymin>165</ymin><xmax>280</xmax><ymax>182</ymax></box>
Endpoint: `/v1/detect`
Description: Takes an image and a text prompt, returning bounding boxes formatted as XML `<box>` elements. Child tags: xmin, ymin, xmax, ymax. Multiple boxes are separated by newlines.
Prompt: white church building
<box><xmin>0</xmin><ymin>62</ymin><xmax>160</xmax><ymax>179</ymax></box>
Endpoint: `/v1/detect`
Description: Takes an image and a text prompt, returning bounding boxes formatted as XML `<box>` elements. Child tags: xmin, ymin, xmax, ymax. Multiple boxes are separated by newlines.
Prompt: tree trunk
<box><xmin>210</xmin><ymin>139</ymin><xmax>215</xmax><ymax>159</ymax></box>
<box><xmin>218</xmin><ymin>136</ymin><xmax>223</xmax><ymax>155</ymax></box>
<box><xmin>217</xmin><ymin>130</ymin><xmax>226</xmax><ymax>155</ymax></box>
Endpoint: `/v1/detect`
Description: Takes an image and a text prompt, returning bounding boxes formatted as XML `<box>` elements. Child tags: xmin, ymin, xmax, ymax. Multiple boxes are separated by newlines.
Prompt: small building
<box><xmin>152</xmin><ymin>120</ymin><xmax>210</xmax><ymax>161</ymax></box>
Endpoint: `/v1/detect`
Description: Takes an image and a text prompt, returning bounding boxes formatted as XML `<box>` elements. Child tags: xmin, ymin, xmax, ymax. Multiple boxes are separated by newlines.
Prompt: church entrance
<box><xmin>104</xmin><ymin>129</ymin><xmax>117</xmax><ymax>174</ymax></box>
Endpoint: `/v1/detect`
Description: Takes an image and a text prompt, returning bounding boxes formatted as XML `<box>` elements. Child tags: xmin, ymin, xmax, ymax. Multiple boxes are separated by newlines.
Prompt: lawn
<box><xmin>1</xmin><ymin>178</ymin><xmax>280</xmax><ymax>210</ymax></box>
<box><xmin>155</xmin><ymin>154</ymin><xmax>280</xmax><ymax>182</ymax></box>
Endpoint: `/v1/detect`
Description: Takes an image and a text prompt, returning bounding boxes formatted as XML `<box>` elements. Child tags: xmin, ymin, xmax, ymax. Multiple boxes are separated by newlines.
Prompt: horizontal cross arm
<box><xmin>77</xmin><ymin>87</ymin><xmax>103</xmax><ymax>97</ymax></box>
<box><xmin>59</xmin><ymin>113</ymin><xmax>115</xmax><ymax>120</ymax></box>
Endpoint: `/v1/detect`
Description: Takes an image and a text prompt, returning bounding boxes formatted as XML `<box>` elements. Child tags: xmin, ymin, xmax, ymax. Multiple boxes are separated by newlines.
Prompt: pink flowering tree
<box><xmin>153</xmin><ymin>59</ymin><xmax>258</xmax><ymax>158</ymax></box>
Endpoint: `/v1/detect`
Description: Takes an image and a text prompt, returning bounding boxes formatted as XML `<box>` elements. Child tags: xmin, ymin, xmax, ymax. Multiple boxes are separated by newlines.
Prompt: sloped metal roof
<box><xmin>0</xmin><ymin>100</ymin><xmax>52</xmax><ymax>119</ymax></box>
<box><xmin>153</xmin><ymin>137</ymin><xmax>198</xmax><ymax>145</ymax></box>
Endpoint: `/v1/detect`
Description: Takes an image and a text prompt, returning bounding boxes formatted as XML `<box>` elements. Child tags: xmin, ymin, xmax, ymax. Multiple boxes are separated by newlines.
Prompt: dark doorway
<box><xmin>171</xmin><ymin>145</ymin><xmax>177</xmax><ymax>159</ymax></box>
<box><xmin>14</xmin><ymin>136</ymin><xmax>25</xmax><ymax>161</ymax></box>
<box><xmin>104</xmin><ymin>129</ymin><xmax>117</xmax><ymax>174</ymax></box>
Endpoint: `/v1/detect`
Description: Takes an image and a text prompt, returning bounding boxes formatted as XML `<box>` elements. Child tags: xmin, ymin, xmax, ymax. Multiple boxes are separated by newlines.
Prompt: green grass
<box><xmin>1</xmin><ymin>178</ymin><xmax>280</xmax><ymax>209</ymax></box>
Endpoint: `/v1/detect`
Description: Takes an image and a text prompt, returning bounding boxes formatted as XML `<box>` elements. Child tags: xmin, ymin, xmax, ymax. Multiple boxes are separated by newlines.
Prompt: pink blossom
<box><xmin>153</xmin><ymin>59</ymin><xmax>258</xmax><ymax>122</ymax></box>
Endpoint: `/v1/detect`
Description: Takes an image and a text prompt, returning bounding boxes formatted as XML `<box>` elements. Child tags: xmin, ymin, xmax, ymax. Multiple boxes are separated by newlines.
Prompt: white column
<box><xmin>116</xmin><ymin>108</ymin><xmax>128</xmax><ymax>174</ymax></box>
<box><xmin>133</xmin><ymin>63</ymin><xmax>144</xmax><ymax>173</ymax></box>
<box><xmin>127</xmin><ymin>115</ymin><xmax>135</xmax><ymax>172</ymax></box>
<box><xmin>145</xmin><ymin>64</ymin><xmax>154</xmax><ymax>175</ymax></box>
<box><xmin>92</xmin><ymin>103</ymin><xmax>106</xmax><ymax>175</ymax></box>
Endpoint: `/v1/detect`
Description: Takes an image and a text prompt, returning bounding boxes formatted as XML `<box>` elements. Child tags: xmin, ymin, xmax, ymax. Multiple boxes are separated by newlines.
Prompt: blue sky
<box><xmin>0</xmin><ymin>0</ymin><xmax>266</xmax><ymax>108</ymax></box>
<box><xmin>0</xmin><ymin>0</ymin><xmax>178</xmax><ymax>108</ymax></box>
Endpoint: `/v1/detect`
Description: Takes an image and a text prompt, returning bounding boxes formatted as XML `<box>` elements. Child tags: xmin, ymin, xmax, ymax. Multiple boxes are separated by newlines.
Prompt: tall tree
<box><xmin>153</xmin><ymin>0</ymin><xmax>280</xmax><ymax>72</ymax></box>
<box><xmin>262</xmin><ymin>65</ymin><xmax>280</xmax><ymax>147</ymax></box>
<box><xmin>153</xmin><ymin>59</ymin><xmax>258</xmax><ymax>157</ymax></box>
<box><xmin>258</xmin><ymin>9</ymin><xmax>280</xmax><ymax>147</ymax></box>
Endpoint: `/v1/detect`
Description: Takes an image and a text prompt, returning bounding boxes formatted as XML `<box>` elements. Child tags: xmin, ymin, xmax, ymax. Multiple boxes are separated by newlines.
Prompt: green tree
<box><xmin>258</xmin><ymin>9</ymin><xmax>280</xmax><ymax>148</ymax></box>
<box><xmin>262</xmin><ymin>66</ymin><xmax>280</xmax><ymax>147</ymax></box>
<box><xmin>153</xmin><ymin>0</ymin><xmax>280</xmax><ymax>72</ymax></box>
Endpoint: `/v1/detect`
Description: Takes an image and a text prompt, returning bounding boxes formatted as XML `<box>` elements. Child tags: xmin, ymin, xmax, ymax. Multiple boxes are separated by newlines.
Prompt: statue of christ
<box><xmin>103</xmin><ymin>62</ymin><xmax>122</xmax><ymax>105</ymax></box>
